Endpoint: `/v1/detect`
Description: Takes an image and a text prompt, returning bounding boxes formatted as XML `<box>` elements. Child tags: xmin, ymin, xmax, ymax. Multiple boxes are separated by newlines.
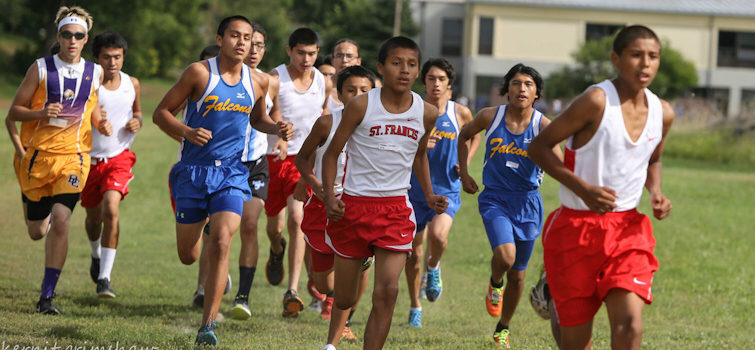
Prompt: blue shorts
<box><xmin>479</xmin><ymin>188</ymin><xmax>543</xmax><ymax>270</ymax></box>
<box><xmin>410</xmin><ymin>192</ymin><xmax>461</xmax><ymax>232</ymax></box>
<box><xmin>170</xmin><ymin>158</ymin><xmax>251</xmax><ymax>224</ymax></box>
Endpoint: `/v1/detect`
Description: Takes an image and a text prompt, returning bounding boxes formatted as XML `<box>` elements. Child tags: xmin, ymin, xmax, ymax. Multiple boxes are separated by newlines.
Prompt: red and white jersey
<box><xmin>267</xmin><ymin>64</ymin><xmax>326</xmax><ymax>155</ymax></box>
<box><xmin>90</xmin><ymin>71</ymin><xmax>136</xmax><ymax>159</ymax></box>
<box><xmin>560</xmin><ymin>80</ymin><xmax>663</xmax><ymax>212</ymax></box>
<box><xmin>343</xmin><ymin>88</ymin><xmax>425</xmax><ymax>197</ymax></box>
<box><xmin>314</xmin><ymin>110</ymin><xmax>346</xmax><ymax>194</ymax></box>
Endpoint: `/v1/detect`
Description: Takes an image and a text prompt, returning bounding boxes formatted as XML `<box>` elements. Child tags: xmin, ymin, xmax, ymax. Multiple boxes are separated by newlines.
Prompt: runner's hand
<box><xmin>428</xmin><ymin>194</ymin><xmax>449</xmax><ymax>214</ymax></box>
<box><xmin>426</xmin><ymin>134</ymin><xmax>441</xmax><ymax>150</ymax></box>
<box><xmin>277</xmin><ymin>121</ymin><xmax>293</xmax><ymax>141</ymax></box>
<box><xmin>97</xmin><ymin>118</ymin><xmax>113</xmax><ymax>136</ymax></box>
<box><xmin>293</xmin><ymin>180</ymin><xmax>309</xmax><ymax>202</ymax></box>
<box><xmin>184</xmin><ymin>127</ymin><xmax>212</xmax><ymax>146</ymax></box>
<box><xmin>325</xmin><ymin>196</ymin><xmax>345</xmax><ymax>221</ymax></box>
<box><xmin>41</xmin><ymin>103</ymin><xmax>62</xmax><ymax>119</ymax></box>
<box><xmin>580</xmin><ymin>184</ymin><xmax>618</xmax><ymax>215</ymax></box>
<box><xmin>272</xmin><ymin>139</ymin><xmax>287</xmax><ymax>161</ymax></box>
<box><xmin>460</xmin><ymin>172</ymin><xmax>478</xmax><ymax>194</ymax></box>
<box><xmin>650</xmin><ymin>191</ymin><xmax>672</xmax><ymax>220</ymax></box>
<box><xmin>126</xmin><ymin>116</ymin><xmax>142</xmax><ymax>133</ymax></box>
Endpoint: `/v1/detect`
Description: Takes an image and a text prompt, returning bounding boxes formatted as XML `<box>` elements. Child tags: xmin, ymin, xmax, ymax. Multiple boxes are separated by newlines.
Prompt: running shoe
<box><xmin>193</xmin><ymin>290</ymin><xmax>204</xmax><ymax>308</ymax></box>
<box><xmin>493</xmin><ymin>328</ymin><xmax>510</xmax><ymax>349</ymax></box>
<box><xmin>96</xmin><ymin>278</ymin><xmax>116</xmax><ymax>298</ymax></box>
<box><xmin>308</xmin><ymin>277</ymin><xmax>326</xmax><ymax>301</ymax></box>
<box><xmin>361</xmin><ymin>256</ymin><xmax>374</xmax><ymax>271</ymax></box>
<box><xmin>341</xmin><ymin>325</ymin><xmax>357</xmax><ymax>341</ymax></box>
<box><xmin>230</xmin><ymin>296</ymin><xmax>251</xmax><ymax>320</ymax></box>
<box><xmin>195</xmin><ymin>326</ymin><xmax>218</xmax><ymax>346</ymax></box>
<box><xmin>282</xmin><ymin>289</ymin><xmax>304</xmax><ymax>318</ymax></box>
<box><xmin>486</xmin><ymin>282</ymin><xmax>504</xmax><ymax>317</ymax></box>
<box><xmin>308</xmin><ymin>298</ymin><xmax>323</xmax><ymax>313</ymax></box>
<box><xmin>224</xmin><ymin>274</ymin><xmax>231</xmax><ymax>295</ymax></box>
<box><xmin>36</xmin><ymin>296</ymin><xmax>61</xmax><ymax>315</ymax></box>
<box><xmin>408</xmin><ymin>308</ymin><xmax>422</xmax><ymax>328</ymax></box>
<box><xmin>320</xmin><ymin>296</ymin><xmax>333</xmax><ymax>319</ymax></box>
<box><xmin>90</xmin><ymin>257</ymin><xmax>100</xmax><ymax>284</ymax></box>
<box><xmin>426</xmin><ymin>267</ymin><xmax>443</xmax><ymax>302</ymax></box>
<box><xmin>419</xmin><ymin>273</ymin><xmax>427</xmax><ymax>299</ymax></box>
<box><xmin>265</xmin><ymin>238</ymin><xmax>286</xmax><ymax>286</ymax></box>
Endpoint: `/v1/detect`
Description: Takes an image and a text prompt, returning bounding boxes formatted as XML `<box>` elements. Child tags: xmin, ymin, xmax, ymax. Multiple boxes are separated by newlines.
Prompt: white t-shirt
<box><xmin>90</xmin><ymin>71</ymin><xmax>135</xmax><ymax>159</ymax></box>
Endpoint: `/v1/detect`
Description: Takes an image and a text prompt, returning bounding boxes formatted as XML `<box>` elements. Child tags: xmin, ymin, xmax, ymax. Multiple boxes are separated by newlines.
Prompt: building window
<box><xmin>585</xmin><ymin>23</ymin><xmax>624</xmax><ymax>41</ymax></box>
<box><xmin>478</xmin><ymin>17</ymin><xmax>494</xmax><ymax>55</ymax></box>
<box><xmin>718</xmin><ymin>30</ymin><xmax>755</xmax><ymax>68</ymax></box>
<box><xmin>691</xmin><ymin>87</ymin><xmax>730</xmax><ymax>116</ymax></box>
<box><xmin>442</xmin><ymin>18</ymin><xmax>463</xmax><ymax>56</ymax></box>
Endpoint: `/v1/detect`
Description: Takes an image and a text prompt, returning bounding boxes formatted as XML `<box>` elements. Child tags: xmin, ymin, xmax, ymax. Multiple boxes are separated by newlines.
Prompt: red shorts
<box><xmin>265</xmin><ymin>155</ymin><xmax>308</xmax><ymax>216</ymax></box>
<box><xmin>542</xmin><ymin>206</ymin><xmax>658</xmax><ymax>327</ymax></box>
<box><xmin>168</xmin><ymin>163</ymin><xmax>177</xmax><ymax>213</ymax></box>
<box><xmin>325</xmin><ymin>194</ymin><xmax>416</xmax><ymax>259</ymax></box>
<box><xmin>81</xmin><ymin>150</ymin><xmax>136</xmax><ymax>208</ymax></box>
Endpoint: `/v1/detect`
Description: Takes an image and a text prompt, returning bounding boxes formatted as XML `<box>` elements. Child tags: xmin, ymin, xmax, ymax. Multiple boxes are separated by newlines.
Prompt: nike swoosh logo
<box><xmin>400</xmin><ymin>233</ymin><xmax>409</xmax><ymax>237</ymax></box>
<box><xmin>633</xmin><ymin>277</ymin><xmax>647</xmax><ymax>285</ymax></box>
<box><xmin>114</xmin><ymin>182</ymin><xmax>122</xmax><ymax>186</ymax></box>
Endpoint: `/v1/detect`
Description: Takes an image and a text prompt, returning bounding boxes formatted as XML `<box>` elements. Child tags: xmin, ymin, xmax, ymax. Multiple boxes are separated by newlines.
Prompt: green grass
<box><xmin>0</xmin><ymin>82</ymin><xmax>753</xmax><ymax>349</ymax></box>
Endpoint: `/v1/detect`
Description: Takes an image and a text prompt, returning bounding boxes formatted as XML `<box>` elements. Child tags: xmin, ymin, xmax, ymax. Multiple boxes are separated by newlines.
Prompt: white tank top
<box><xmin>90</xmin><ymin>71</ymin><xmax>136</xmax><ymax>159</ymax></box>
<box><xmin>343</xmin><ymin>88</ymin><xmax>425</xmax><ymax>197</ymax></box>
<box><xmin>314</xmin><ymin>110</ymin><xmax>346</xmax><ymax>194</ymax></box>
<box><xmin>267</xmin><ymin>64</ymin><xmax>326</xmax><ymax>155</ymax></box>
<box><xmin>559</xmin><ymin>80</ymin><xmax>663</xmax><ymax>211</ymax></box>
<box><xmin>241</xmin><ymin>68</ymin><xmax>272</xmax><ymax>162</ymax></box>
<box><xmin>327</xmin><ymin>94</ymin><xmax>343</xmax><ymax>114</ymax></box>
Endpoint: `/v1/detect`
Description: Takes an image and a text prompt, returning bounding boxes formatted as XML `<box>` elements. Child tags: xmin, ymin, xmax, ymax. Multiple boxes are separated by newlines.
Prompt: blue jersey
<box><xmin>409</xmin><ymin>101</ymin><xmax>461</xmax><ymax>200</ymax></box>
<box><xmin>482</xmin><ymin>105</ymin><xmax>544</xmax><ymax>192</ymax></box>
<box><xmin>179</xmin><ymin>57</ymin><xmax>255</xmax><ymax>163</ymax></box>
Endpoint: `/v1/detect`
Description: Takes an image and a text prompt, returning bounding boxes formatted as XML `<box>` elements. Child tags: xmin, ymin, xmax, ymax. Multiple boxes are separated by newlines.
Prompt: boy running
<box><xmin>322</xmin><ymin>36</ymin><xmax>447</xmax><ymax>350</ymax></box>
<box><xmin>458</xmin><ymin>63</ymin><xmax>561</xmax><ymax>348</ymax></box>
<box><xmin>152</xmin><ymin>16</ymin><xmax>290</xmax><ymax>345</ymax></box>
<box><xmin>529</xmin><ymin>25</ymin><xmax>673</xmax><ymax>350</ymax></box>
<box><xmin>404</xmin><ymin>57</ymin><xmax>479</xmax><ymax>328</ymax></box>
<box><xmin>265</xmin><ymin>27</ymin><xmax>332</xmax><ymax>318</ymax></box>
<box><xmin>8</xmin><ymin>6</ymin><xmax>111</xmax><ymax>314</ymax></box>
<box><xmin>81</xmin><ymin>31</ymin><xmax>142</xmax><ymax>299</ymax></box>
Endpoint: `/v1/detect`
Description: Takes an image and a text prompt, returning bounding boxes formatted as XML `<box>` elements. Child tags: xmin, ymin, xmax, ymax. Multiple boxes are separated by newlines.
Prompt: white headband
<box><xmin>57</xmin><ymin>16</ymin><xmax>88</xmax><ymax>33</ymax></box>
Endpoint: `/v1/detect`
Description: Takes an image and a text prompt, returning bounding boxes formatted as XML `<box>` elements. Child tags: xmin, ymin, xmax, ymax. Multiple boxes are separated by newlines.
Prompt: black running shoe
<box><xmin>265</xmin><ymin>238</ymin><xmax>286</xmax><ymax>286</ymax></box>
<box><xmin>193</xmin><ymin>290</ymin><xmax>204</xmax><ymax>308</ymax></box>
<box><xmin>96</xmin><ymin>278</ymin><xmax>116</xmax><ymax>298</ymax></box>
<box><xmin>90</xmin><ymin>257</ymin><xmax>100</xmax><ymax>283</ymax></box>
<box><xmin>36</xmin><ymin>296</ymin><xmax>61</xmax><ymax>315</ymax></box>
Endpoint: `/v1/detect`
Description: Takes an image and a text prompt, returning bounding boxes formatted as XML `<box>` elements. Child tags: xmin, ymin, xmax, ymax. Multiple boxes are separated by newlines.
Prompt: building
<box><xmin>410</xmin><ymin>0</ymin><xmax>755</xmax><ymax>117</ymax></box>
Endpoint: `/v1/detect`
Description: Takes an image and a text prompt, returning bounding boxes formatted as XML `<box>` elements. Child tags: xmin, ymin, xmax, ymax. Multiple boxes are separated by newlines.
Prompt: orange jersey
<box><xmin>28</xmin><ymin>55</ymin><xmax>101</xmax><ymax>154</ymax></box>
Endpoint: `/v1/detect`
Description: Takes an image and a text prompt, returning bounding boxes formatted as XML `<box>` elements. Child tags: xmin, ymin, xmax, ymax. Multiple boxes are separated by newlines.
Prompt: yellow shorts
<box><xmin>18</xmin><ymin>149</ymin><xmax>90</xmax><ymax>202</ymax></box>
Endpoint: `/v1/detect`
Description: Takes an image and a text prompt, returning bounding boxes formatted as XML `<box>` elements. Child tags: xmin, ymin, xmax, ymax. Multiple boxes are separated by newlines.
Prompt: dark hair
<box><xmin>49</xmin><ymin>42</ymin><xmax>60</xmax><ymax>55</ymax></box>
<box><xmin>337</xmin><ymin>65</ymin><xmax>377</xmax><ymax>94</ymax></box>
<box><xmin>500</xmin><ymin>63</ymin><xmax>544</xmax><ymax>102</ymax></box>
<box><xmin>251</xmin><ymin>22</ymin><xmax>266</xmax><ymax>40</ymax></box>
<box><xmin>613</xmin><ymin>25</ymin><xmax>660</xmax><ymax>55</ymax></box>
<box><xmin>315</xmin><ymin>55</ymin><xmax>333</xmax><ymax>69</ymax></box>
<box><xmin>377</xmin><ymin>36</ymin><xmax>420</xmax><ymax>64</ymax></box>
<box><xmin>199</xmin><ymin>44</ymin><xmax>220</xmax><ymax>60</ymax></box>
<box><xmin>333</xmin><ymin>38</ymin><xmax>359</xmax><ymax>56</ymax></box>
<box><xmin>92</xmin><ymin>31</ymin><xmax>128</xmax><ymax>58</ymax></box>
<box><xmin>217</xmin><ymin>15</ymin><xmax>252</xmax><ymax>37</ymax></box>
<box><xmin>421</xmin><ymin>58</ymin><xmax>454</xmax><ymax>85</ymax></box>
<box><xmin>288</xmin><ymin>27</ymin><xmax>318</xmax><ymax>48</ymax></box>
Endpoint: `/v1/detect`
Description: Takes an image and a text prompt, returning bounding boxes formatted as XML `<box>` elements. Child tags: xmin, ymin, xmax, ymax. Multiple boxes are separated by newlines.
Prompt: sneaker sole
<box><xmin>97</xmin><ymin>292</ymin><xmax>116</xmax><ymax>299</ymax></box>
<box><xmin>426</xmin><ymin>289</ymin><xmax>442</xmax><ymax>302</ymax></box>
<box><xmin>282</xmin><ymin>299</ymin><xmax>304</xmax><ymax>318</ymax></box>
<box><xmin>230</xmin><ymin>305</ymin><xmax>251</xmax><ymax>320</ymax></box>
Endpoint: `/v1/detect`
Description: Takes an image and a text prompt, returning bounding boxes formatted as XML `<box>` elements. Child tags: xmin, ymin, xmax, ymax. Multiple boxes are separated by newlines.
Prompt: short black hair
<box><xmin>288</xmin><ymin>27</ymin><xmax>318</xmax><ymax>48</ymax></box>
<box><xmin>377</xmin><ymin>36</ymin><xmax>420</xmax><ymax>64</ymax></box>
<box><xmin>315</xmin><ymin>55</ymin><xmax>333</xmax><ymax>69</ymax></box>
<box><xmin>500</xmin><ymin>63</ymin><xmax>544</xmax><ymax>102</ymax></box>
<box><xmin>613</xmin><ymin>25</ymin><xmax>660</xmax><ymax>55</ymax></box>
<box><xmin>251</xmin><ymin>22</ymin><xmax>266</xmax><ymax>41</ymax></box>
<box><xmin>92</xmin><ymin>31</ymin><xmax>128</xmax><ymax>58</ymax></box>
<box><xmin>49</xmin><ymin>42</ymin><xmax>60</xmax><ymax>55</ymax></box>
<box><xmin>333</xmin><ymin>38</ymin><xmax>359</xmax><ymax>56</ymax></box>
<box><xmin>421</xmin><ymin>58</ymin><xmax>455</xmax><ymax>85</ymax></box>
<box><xmin>337</xmin><ymin>65</ymin><xmax>377</xmax><ymax>94</ymax></box>
<box><xmin>216</xmin><ymin>15</ymin><xmax>252</xmax><ymax>37</ymax></box>
<box><xmin>199</xmin><ymin>44</ymin><xmax>220</xmax><ymax>60</ymax></box>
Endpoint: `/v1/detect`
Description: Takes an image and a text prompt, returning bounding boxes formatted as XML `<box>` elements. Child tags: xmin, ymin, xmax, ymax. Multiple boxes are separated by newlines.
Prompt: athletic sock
<box><xmin>491</xmin><ymin>277</ymin><xmax>504</xmax><ymax>289</ymax></box>
<box><xmin>40</xmin><ymin>267</ymin><xmax>61</xmax><ymax>300</ymax></box>
<box><xmin>99</xmin><ymin>247</ymin><xmax>117</xmax><ymax>280</ymax></box>
<box><xmin>495</xmin><ymin>322</ymin><xmax>508</xmax><ymax>333</ymax></box>
<box><xmin>237</xmin><ymin>266</ymin><xmax>256</xmax><ymax>299</ymax></box>
<box><xmin>326</xmin><ymin>290</ymin><xmax>334</xmax><ymax>298</ymax></box>
<box><xmin>346</xmin><ymin>308</ymin><xmax>356</xmax><ymax>326</ymax></box>
<box><xmin>89</xmin><ymin>237</ymin><xmax>101</xmax><ymax>259</ymax></box>
<box><xmin>411</xmin><ymin>306</ymin><xmax>422</xmax><ymax>312</ymax></box>
<box><xmin>197</xmin><ymin>284</ymin><xmax>205</xmax><ymax>295</ymax></box>
<box><xmin>427</xmin><ymin>261</ymin><xmax>439</xmax><ymax>271</ymax></box>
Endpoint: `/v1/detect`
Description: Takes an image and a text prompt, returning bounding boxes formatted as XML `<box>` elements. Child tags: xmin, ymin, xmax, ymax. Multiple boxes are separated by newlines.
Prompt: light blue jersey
<box><xmin>179</xmin><ymin>57</ymin><xmax>255</xmax><ymax>163</ymax></box>
<box><xmin>408</xmin><ymin>101</ymin><xmax>461</xmax><ymax>200</ymax></box>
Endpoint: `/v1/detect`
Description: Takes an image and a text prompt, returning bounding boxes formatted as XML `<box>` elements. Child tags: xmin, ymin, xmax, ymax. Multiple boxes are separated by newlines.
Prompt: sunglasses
<box><xmin>60</xmin><ymin>31</ymin><xmax>86</xmax><ymax>40</ymax></box>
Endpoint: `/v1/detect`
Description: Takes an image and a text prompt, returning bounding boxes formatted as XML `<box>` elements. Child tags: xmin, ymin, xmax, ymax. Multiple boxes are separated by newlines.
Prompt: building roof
<box><xmin>470</xmin><ymin>0</ymin><xmax>755</xmax><ymax>18</ymax></box>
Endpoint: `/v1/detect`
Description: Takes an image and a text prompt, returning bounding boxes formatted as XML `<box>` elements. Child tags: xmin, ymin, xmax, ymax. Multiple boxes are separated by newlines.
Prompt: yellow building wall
<box><xmin>493</xmin><ymin>17</ymin><xmax>581</xmax><ymax>62</ymax></box>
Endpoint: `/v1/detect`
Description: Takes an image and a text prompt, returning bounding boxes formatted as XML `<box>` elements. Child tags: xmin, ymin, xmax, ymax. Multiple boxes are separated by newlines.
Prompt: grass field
<box><xmin>0</xmin><ymin>82</ymin><xmax>753</xmax><ymax>349</ymax></box>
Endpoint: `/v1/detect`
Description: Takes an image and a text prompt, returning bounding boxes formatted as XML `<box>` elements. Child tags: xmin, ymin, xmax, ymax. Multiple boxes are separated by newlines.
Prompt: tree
<box><xmin>545</xmin><ymin>35</ymin><xmax>698</xmax><ymax>100</ymax></box>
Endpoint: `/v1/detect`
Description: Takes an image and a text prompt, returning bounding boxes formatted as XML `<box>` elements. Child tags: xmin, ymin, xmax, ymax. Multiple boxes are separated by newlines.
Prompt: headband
<box><xmin>57</xmin><ymin>16</ymin><xmax>88</xmax><ymax>33</ymax></box>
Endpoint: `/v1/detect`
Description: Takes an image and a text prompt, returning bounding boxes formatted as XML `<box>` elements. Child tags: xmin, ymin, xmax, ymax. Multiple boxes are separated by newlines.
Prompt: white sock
<box><xmin>89</xmin><ymin>237</ymin><xmax>101</xmax><ymax>259</ymax></box>
<box><xmin>427</xmin><ymin>259</ymin><xmax>440</xmax><ymax>271</ymax></box>
<box><xmin>411</xmin><ymin>307</ymin><xmax>422</xmax><ymax>312</ymax></box>
<box><xmin>323</xmin><ymin>344</ymin><xmax>336</xmax><ymax>350</ymax></box>
<box><xmin>99</xmin><ymin>247</ymin><xmax>116</xmax><ymax>280</ymax></box>
<box><xmin>197</xmin><ymin>284</ymin><xmax>205</xmax><ymax>295</ymax></box>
